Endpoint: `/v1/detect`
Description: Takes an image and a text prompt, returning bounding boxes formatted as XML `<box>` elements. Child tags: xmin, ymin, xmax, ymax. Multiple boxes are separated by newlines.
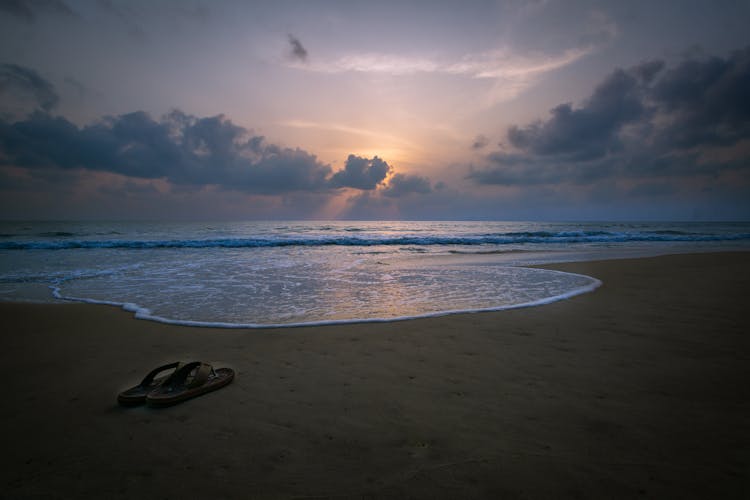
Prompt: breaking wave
<box><xmin>3</xmin><ymin>230</ymin><xmax>750</xmax><ymax>250</ymax></box>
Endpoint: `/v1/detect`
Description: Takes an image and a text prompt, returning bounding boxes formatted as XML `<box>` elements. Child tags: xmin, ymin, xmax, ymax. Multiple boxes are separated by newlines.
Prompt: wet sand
<box><xmin>1</xmin><ymin>252</ymin><xmax>748</xmax><ymax>498</ymax></box>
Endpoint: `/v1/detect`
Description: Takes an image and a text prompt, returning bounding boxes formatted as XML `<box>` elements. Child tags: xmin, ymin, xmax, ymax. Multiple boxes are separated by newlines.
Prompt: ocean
<box><xmin>1</xmin><ymin>220</ymin><xmax>748</xmax><ymax>327</ymax></box>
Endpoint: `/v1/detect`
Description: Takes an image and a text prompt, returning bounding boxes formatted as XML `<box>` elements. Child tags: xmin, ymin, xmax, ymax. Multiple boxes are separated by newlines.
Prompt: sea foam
<box><xmin>50</xmin><ymin>268</ymin><xmax>602</xmax><ymax>328</ymax></box>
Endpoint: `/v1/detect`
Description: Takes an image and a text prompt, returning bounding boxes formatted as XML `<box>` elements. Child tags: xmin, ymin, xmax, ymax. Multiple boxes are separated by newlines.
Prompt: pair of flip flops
<box><xmin>118</xmin><ymin>361</ymin><xmax>234</xmax><ymax>407</ymax></box>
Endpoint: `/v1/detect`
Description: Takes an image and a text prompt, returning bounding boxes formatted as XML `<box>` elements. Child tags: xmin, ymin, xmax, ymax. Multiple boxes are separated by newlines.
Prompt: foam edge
<box><xmin>50</xmin><ymin>270</ymin><xmax>603</xmax><ymax>330</ymax></box>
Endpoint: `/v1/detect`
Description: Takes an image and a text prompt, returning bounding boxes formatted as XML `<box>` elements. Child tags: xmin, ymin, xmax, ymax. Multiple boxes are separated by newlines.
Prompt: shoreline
<box><xmin>44</xmin><ymin>268</ymin><xmax>603</xmax><ymax>330</ymax></box>
<box><xmin>5</xmin><ymin>247</ymin><xmax>746</xmax><ymax>329</ymax></box>
<box><xmin>2</xmin><ymin>252</ymin><xmax>749</xmax><ymax>498</ymax></box>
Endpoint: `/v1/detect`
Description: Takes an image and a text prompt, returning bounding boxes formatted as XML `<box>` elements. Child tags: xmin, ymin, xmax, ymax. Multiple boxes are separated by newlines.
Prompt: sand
<box><xmin>1</xmin><ymin>252</ymin><xmax>749</xmax><ymax>499</ymax></box>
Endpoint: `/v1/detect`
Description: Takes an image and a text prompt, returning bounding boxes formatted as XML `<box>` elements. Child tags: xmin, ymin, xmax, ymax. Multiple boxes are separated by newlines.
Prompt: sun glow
<box><xmin>276</xmin><ymin>119</ymin><xmax>421</xmax><ymax>167</ymax></box>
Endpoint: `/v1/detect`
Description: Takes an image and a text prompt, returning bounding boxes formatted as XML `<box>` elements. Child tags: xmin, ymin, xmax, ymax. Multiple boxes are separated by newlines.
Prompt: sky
<box><xmin>0</xmin><ymin>0</ymin><xmax>749</xmax><ymax>221</ymax></box>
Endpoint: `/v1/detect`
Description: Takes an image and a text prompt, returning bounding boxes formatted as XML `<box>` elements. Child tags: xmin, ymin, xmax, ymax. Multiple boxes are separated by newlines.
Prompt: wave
<box><xmin>37</xmin><ymin>231</ymin><xmax>78</xmax><ymax>237</ymax></box>
<box><xmin>50</xmin><ymin>270</ymin><xmax>603</xmax><ymax>328</ymax></box>
<box><xmin>0</xmin><ymin>264</ymin><xmax>142</xmax><ymax>284</ymax></box>
<box><xmin>2</xmin><ymin>230</ymin><xmax>749</xmax><ymax>250</ymax></box>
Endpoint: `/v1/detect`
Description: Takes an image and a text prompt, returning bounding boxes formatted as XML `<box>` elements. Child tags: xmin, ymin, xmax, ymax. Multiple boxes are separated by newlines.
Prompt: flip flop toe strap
<box><xmin>118</xmin><ymin>361</ymin><xmax>183</xmax><ymax>405</ymax></box>
<box><xmin>185</xmin><ymin>363</ymin><xmax>212</xmax><ymax>389</ymax></box>
<box><xmin>162</xmin><ymin>361</ymin><xmax>212</xmax><ymax>391</ymax></box>
<box><xmin>140</xmin><ymin>361</ymin><xmax>182</xmax><ymax>388</ymax></box>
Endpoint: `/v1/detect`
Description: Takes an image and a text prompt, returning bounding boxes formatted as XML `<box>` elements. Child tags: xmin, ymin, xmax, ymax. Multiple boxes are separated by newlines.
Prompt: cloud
<box><xmin>468</xmin><ymin>47</ymin><xmax>750</xmax><ymax>191</ymax></box>
<box><xmin>0</xmin><ymin>0</ymin><xmax>74</xmax><ymax>22</ymax></box>
<box><xmin>288</xmin><ymin>34</ymin><xmax>308</xmax><ymax>62</ymax></box>
<box><xmin>0</xmin><ymin>66</ymin><xmax>425</xmax><ymax>201</ymax></box>
<box><xmin>0</xmin><ymin>63</ymin><xmax>60</xmax><ymax>115</ymax></box>
<box><xmin>328</xmin><ymin>154</ymin><xmax>391</xmax><ymax>190</ymax></box>
<box><xmin>288</xmin><ymin>45</ymin><xmax>593</xmax><ymax>103</ymax></box>
<box><xmin>381</xmin><ymin>173</ymin><xmax>432</xmax><ymax>197</ymax></box>
<box><xmin>445</xmin><ymin>47</ymin><xmax>591</xmax><ymax>80</ymax></box>
<box><xmin>505</xmin><ymin>63</ymin><xmax>651</xmax><ymax>159</ymax></box>
<box><xmin>335</xmin><ymin>171</ymin><xmax>436</xmax><ymax>218</ymax></box>
<box><xmin>471</xmin><ymin>135</ymin><xmax>489</xmax><ymax>150</ymax></box>
<box><xmin>650</xmin><ymin>48</ymin><xmax>750</xmax><ymax>148</ymax></box>
<box><xmin>63</xmin><ymin>76</ymin><xmax>95</xmax><ymax>99</ymax></box>
<box><xmin>294</xmin><ymin>46</ymin><xmax>590</xmax><ymax>80</ymax></box>
<box><xmin>468</xmin><ymin>152</ymin><xmax>605</xmax><ymax>186</ymax></box>
<box><xmin>314</xmin><ymin>53</ymin><xmax>438</xmax><ymax>75</ymax></box>
<box><xmin>0</xmin><ymin>109</ymin><xmax>335</xmax><ymax>194</ymax></box>
<box><xmin>0</xmin><ymin>66</ymin><xmax>427</xmax><ymax>201</ymax></box>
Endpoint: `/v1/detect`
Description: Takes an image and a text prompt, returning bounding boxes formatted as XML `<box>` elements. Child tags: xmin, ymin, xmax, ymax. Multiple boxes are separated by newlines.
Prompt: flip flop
<box><xmin>117</xmin><ymin>361</ymin><xmax>183</xmax><ymax>406</ymax></box>
<box><xmin>145</xmin><ymin>361</ymin><xmax>234</xmax><ymax>407</ymax></box>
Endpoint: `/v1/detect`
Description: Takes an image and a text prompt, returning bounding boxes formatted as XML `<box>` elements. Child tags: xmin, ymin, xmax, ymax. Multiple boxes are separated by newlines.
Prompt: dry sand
<box><xmin>1</xmin><ymin>252</ymin><xmax>749</xmax><ymax>499</ymax></box>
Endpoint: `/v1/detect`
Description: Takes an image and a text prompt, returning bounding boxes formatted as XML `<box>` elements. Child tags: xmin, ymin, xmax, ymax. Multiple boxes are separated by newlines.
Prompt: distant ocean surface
<box><xmin>1</xmin><ymin>221</ymin><xmax>748</xmax><ymax>327</ymax></box>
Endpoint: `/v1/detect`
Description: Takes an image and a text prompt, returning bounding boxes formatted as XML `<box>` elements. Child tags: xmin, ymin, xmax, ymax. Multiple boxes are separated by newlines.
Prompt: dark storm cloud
<box><xmin>328</xmin><ymin>154</ymin><xmax>391</xmax><ymax>190</ymax></box>
<box><xmin>381</xmin><ymin>173</ymin><xmax>432</xmax><ymax>197</ymax></box>
<box><xmin>0</xmin><ymin>0</ymin><xmax>74</xmax><ymax>22</ymax></box>
<box><xmin>288</xmin><ymin>34</ymin><xmax>308</xmax><ymax>62</ymax></box>
<box><xmin>650</xmin><ymin>47</ymin><xmax>750</xmax><ymax>148</ymax></box>
<box><xmin>469</xmin><ymin>47</ymin><xmax>750</xmax><ymax>188</ymax></box>
<box><xmin>0</xmin><ymin>109</ymin><xmax>334</xmax><ymax>194</ymax></box>
<box><xmin>505</xmin><ymin>62</ymin><xmax>652</xmax><ymax>159</ymax></box>
<box><xmin>0</xmin><ymin>63</ymin><xmax>60</xmax><ymax>112</ymax></box>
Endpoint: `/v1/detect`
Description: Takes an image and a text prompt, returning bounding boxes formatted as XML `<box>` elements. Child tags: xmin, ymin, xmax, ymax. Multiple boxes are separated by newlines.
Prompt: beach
<box><xmin>2</xmin><ymin>252</ymin><xmax>748</xmax><ymax>499</ymax></box>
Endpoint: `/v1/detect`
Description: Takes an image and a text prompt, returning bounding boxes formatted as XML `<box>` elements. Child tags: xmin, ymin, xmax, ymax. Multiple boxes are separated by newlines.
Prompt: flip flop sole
<box><xmin>146</xmin><ymin>368</ymin><xmax>234</xmax><ymax>407</ymax></box>
<box><xmin>118</xmin><ymin>376</ymin><xmax>170</xmax><ymax>405</ymax></box>
<box><xmin>117</xmin><ymin>363</ymin><xmax>183</xmax><ymax>406</ymax></box>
